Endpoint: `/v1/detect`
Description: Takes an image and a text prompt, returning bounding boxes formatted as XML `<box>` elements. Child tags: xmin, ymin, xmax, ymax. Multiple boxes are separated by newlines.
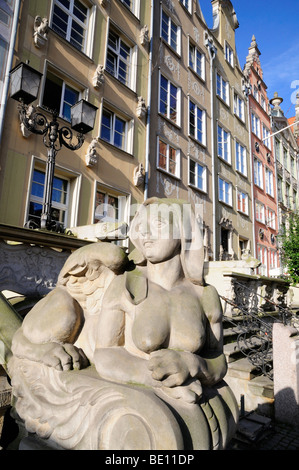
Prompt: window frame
<box><xmin>188</xmin><ymin>40</ymin><xmax>205</xmax><ymax>81</ymax></box>
<box><xmin>251</xmin><ymin>112</ymin><xmax>261</xmax><ymax>138</ymax></box>
<box><xmin>265</xmin><ymin>167</ymin><xmax>274</xmax><ymax>197</ymax></box>
<box><xmin>40</xmin><ymin>64</ymin><xmax>84</xmax><ymax>121</ymax></box>
<box><xmin>26</xmin><ymin>157</ymin><xmax>82</xmax><ymax>229</ymax></box>
<box><xmin>262</xmin><ymin>125</ymin><xmax>271</xmax><ymax>149</ymax></box>
<box><xmin>100</xmin><ymin>104</ymin><xmax>134</xmax><ymax>155</ymax></box>
<box><xmin>218</xmin><ymin>176</ymin><xmax>232</xmax><ymax>206</ymax></box>
<box><xmin>255</xmin><ymin>200</ymin><xmax>265</xmax><ymax>224</ymax></box>
<box><xmin>235</xmin><ymin>140</ymin><xmax>247</xmax><ymax>176</ymax></box>
<box><xmin>188</xmin><ymin>157</ymin><xmax>207</xmax><ymax>193</ymax></box>
<box><xmin>254</xmin><ymin>157</ymin><xmax>264</xmax><ymax>189</ymax></box>
<box><xmin>234</xmin><ymin>93</ymin><xmax>245</xmax><ymax>121</ymax></box>
<box><xmin>216</xmin><ymin>72</ymin><xmax>229</xmax><ymax>105</ymax></box>
<box><xmin>179</xmin><ymin>0</ymin><xmax>192</xmax><ymax>14</ymax></box>
<box><xmin>224</xmin><ymin>41</ymin><xmax>234</xmax><ymax>67</ymax></box>
<box><xmin>118</xmin><ymin>0</ymin><xmax>140</xmax><ymax>18</ymax></box>
<box><xmin>160</xmin><ymin>7</ymin><xmax>181</xmax><ymax>55</ymax></box>
<box><xmin>188</xmin><ymin>98</ymin><xmax>206</xmax><ymax>146</ymax></box>
<box><xmin>236</xmin><ymin>188</ymin><xmax>249</xmax><ymax>215</ymax></box>
<box><xmin>159</xmin><ymin>72</ymin><xmax>181</xmax><ymax>126</ymax></box>
<box><xmin>50</xmin><ymin>0</ymin><xmax>95</xmax><ymax>57</ymax></box>
<box><xmin>217</xmin><ymin>124</ymin><xmax>231</xmax><ymax>164</ymax></box>
<box><xmin>157</xmin><ymin>137</ymin><xmax>181</xmax><ymax>179</ymax></box>
<box><xmin>105</xmin><ymin>25</ymin><xmax>137</xmax><ymax>92</ymax></box>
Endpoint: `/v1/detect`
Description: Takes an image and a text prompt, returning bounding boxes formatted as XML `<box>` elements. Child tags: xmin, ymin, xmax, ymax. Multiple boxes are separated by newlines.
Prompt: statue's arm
<box><xmin>11</xmin><ymin>287</ymin><xmax>88</xmax><ymax>370</ymax></box>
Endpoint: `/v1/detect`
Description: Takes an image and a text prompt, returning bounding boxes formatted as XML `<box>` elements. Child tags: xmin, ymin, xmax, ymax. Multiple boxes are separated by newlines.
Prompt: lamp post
<box><xmin>9</xmin><ymin>62</ymin><xmax>97</xmax><ymax>231</ymax></box>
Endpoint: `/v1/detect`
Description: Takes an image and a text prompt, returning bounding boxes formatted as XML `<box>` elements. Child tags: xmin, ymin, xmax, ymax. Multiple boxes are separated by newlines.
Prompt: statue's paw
<box><xmin>161</xmin><ymin>380</ymin><xmax>203</xmax><ymax>404</ymax></box>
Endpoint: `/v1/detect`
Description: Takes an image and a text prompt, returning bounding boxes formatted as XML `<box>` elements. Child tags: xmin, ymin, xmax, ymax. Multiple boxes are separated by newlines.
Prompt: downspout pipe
<box><xmin>244</xmin><ymin>81</ymin><xmax>256</xmax><ymax>259</ymax></box>
<box><xmin>144</xmin><ymin>0</ymin><xmax>153</xmax><ymax>201</ymax></box>
<box><xmin>0</xmin><ymin>0</ymin><xmax>21</xmax><ymax>147</ymax></box>
<box><xmin>205</xmin><ymin>36</ymin><xmax>217</xmax><ymax>261</ymax></box>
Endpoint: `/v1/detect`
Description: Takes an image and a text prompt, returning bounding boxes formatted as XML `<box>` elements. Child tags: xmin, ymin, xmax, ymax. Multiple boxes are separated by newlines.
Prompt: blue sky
<box><xmin>200</xmin><ymin>0</ymin><xmax>299</xmax><ymax>117</ymax></box>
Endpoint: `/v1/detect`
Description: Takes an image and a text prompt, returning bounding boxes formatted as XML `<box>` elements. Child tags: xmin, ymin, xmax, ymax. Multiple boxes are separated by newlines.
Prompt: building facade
<box><xmin>0</xmin><ymin>0</ymin><xmax>151</xmax><ymax>246</ymax></box>
<box><xmin>270</xmin><ymin>91</ymin><xmax>299</xmax><ymax>270</ymax></box>
<box><xmin>146</xmin><ymin>0</ymin><xmax>214</xmax><ymax>261</ymax></box>
<box><xmin>243</xmin><ymin>35</ymin><xmax>280</xmax><ymax>276</ymax></box>
<box><xmin>209</xmin><ymin>0</ymin><xmax>253</xmax><ymax>261</ymax></box>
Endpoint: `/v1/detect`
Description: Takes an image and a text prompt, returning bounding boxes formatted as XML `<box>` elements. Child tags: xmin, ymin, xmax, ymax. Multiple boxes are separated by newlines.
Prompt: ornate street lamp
<box><xmin>9</xmin><ymin>62</ymin><xmax>98</xmax><ymax>232</ymax></box>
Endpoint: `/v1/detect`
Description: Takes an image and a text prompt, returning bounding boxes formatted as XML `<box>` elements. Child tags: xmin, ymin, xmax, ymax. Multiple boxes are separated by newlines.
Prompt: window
<box><xmin>265</xmin><ymin>168</ymin><xmax>274</xmax><ymax>197</ymax></box>
<box><xmin>100</xmin><ymin>107</ymin><xmax>133</xmax><ymax>153</ymax></box>
<box><xmin>255</xmin><ymin>201</ymin><xmax>265</xmax><ymax>223</ymax></box>
<box><xmin>277</xmin><ymin>177</ymin><xmax>283</xmax><ymax>203</ymax></box>
<box><xmin>269</xmin><ymin>250</ymin><xmax>277</xmax><ymax>270</ymax></box>
<box><xmin>216</xmin><ymin>73</ymin><xmax>229</xmax><ymax>104</ymax></box>
<box><xmin>283</xmin><ymin>147</ymin><xmax>288</xmax><ymax>169</ymax></box>
<box><xmin>159</xmin><ymin>74</ymin><xmax>181</xmax><ymax>125</ymax></box>
<box><xmin>180</xmin><ymin>0</ymin><xmax>191</xmax><ymax>13</ymax></box>
<box><xmin>234</xmin><ymin>94</ymin><xmax>245</xmax><ymax>121</ymax></box>
<box><xmin>119</xmin><ymin>0</ymin><xmax>140</xmax><ymax>17</ymax></box>
<box><xmin>237</xmin><ymin>189</ymin><xmax>248</xmax><ymax>215</ymax></box>
<box><xmin>286</xmin><ymin>183</ymin><xmax>291</xmax><ymax>208</ymax></box>
<box><xmin>293</xmin><ymin>190</ymin><xmax>297</xmax><ymax>211</ymax></box>
<box><xmin>218</xmin><ymin>125</ymin><xmax>231</xmax><ymax>163</ymax></box>
<box><xmin>157</xmin><ymin>138</ymin><xmax>180</xmax><ymax>178</ymax></box>
<box><xmin>94</xmin><ymin>184</ymin><xmax>130</xmax><ymax>246</ymax></box>
<box><xmin>262</xmin><ymin>125</ymin><xmax>271</xmax><ymax>148</ymax></box>
<box><xmin>275</xmin><ymin>139</ymin><xmax>281</xmax><ymax>161</ymax></box>
<box><xmin>267</xmin><ymin>209</ymin><xmax>276</xmax><ymax>229</ymax></box>
<box><xmin>251</xmin><ymin>113</ymin><xmax>261</xmax><ymax>138</ymax></box>
<box><xmin>257</xmin><ymin>245</ymin><xmax>267</xmax><ymax>276</ymax></box>
<box><xmin>254</xmin><ymin>158</ymin><xmax>263</xmax><ymax>188</ymax></box>
<box><xmin>189</xmin><ymin>100</ymin><xmax>206</xmax><ymax>145</ymax></box>
<box><xmin>219</xmin><ymin>177</ymin><xmax>232</xmax><ymax>206</ymax></box>
<box><xmin>291</xmin><ymin>156</ymin><xmax>296</xmax><ymax>176</ymax></box>
<box><xmin>189</xmin><ymin>42</ymin><xmax>205</xmax><ymax>80</ymax></box>
<box><xmin>51</xmin><ymin>0</ymin><xmax>91</xmax><ymax>54</ymax></box>
<box><xmin>42</xmin><ymin>69</ymin><xmax>80</xmax><ymax>121</ymax></box>
<box><xmin>225</xmin><ymin>42</ymin><xmax>233</xmax><ymax>67</ymax></box>
<box><xmin>161</xmin><ymin>9</ymin><xmax>181</xmax><ymax>54</ymax></box>
<box><xmin>28</xmin><ymin>168</ymin><xmax>69</xmax><ymax>227</ymax></box>
<box><xmin>106</xmin><ymin>28</ymin><xmax>133</xmax><ymax>89</ymax></box>
<box><xmin>0</xmin><ymin>38</ymin><xmax>8</xmax><ymax>82</ymax></box>
<box><xmin>253</xmin><ymin>86</ymin><xmax>259</xmax><ymax>102</ymax></box>
<box><xmin>189</xmin><ymin>158</ymin><xmax>206</xmax><ymax>192</ymax></box>
<box><xmin>261</xmin><ymin>94</ymin><xmax>266</xmax><ymax>111</ymax></box>
<box><xmin>235</xmin><ymin>141</ymin><xmax>247</xmax><ymax>176</ymax></box>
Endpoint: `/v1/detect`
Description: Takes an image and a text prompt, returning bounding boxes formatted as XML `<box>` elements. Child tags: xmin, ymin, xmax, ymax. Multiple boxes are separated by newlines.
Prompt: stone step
<box><xmin>248</xmin><ymin>376</ymin><xmax>274</xmax><ymax>399</ymax></box>
<box><xmin>227</xmin><ymin>357</ymin><xmax>259</xmax><ymax>380</ymax></box>
<box><xmin>223</xmin><ymin>335</ymin><xmax>271</xmax><ymax>363</ymax></box>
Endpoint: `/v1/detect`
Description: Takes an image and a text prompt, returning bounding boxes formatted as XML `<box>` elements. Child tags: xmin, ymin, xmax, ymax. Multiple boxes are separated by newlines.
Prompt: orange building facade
<box><xmin>244</xmin><ymin>36</ymin><xmax>279</xmax><ymax>276</ymax></box>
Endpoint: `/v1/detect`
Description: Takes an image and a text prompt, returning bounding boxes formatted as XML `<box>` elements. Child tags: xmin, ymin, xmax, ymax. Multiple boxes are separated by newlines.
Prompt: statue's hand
<box><xmin>40</xmin><ymin>342</ymin><xmax>89</xmax><ymax>371</ymax></box>
<box><xmin>148</xmin><ymin>349</ymin><xmax>190</xmax><ymax>387</ymax></box>
<box><xmin>160</xmin><ymin>379</ymin><xmax>203</xmax><ymax>404</ymax></box>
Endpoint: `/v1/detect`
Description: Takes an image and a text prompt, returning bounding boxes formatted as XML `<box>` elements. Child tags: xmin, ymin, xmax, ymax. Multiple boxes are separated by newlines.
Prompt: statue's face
<box><xmin>131</xmin><ymin>204</ymin><xmax>181</xmax><ymax>263</ymax></box>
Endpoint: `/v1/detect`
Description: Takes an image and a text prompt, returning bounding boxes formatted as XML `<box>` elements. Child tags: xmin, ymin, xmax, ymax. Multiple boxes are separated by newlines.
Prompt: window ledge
<box><xmin>160</xmin><ymin>38</ymin><xmax>181</xmax><ymax>60</ymax></box>
<box><xmin>49</xmin><ymin>28</ymin><xmax>94</xmax><ymax>64</ymax></box>
<box><xmin>158</xmin><ymin>113</ymin><xmax>181</xmax><ymax>130</ymax></box>
<box><xmin>188</xmin><ymin>134</ymin><xmax>206</xmax><ymax>149</ymax></box>
<box><xmin>99</xmin><ymin>137</ymin><xmax>134</xmax><ymax>159</ymax></box>
<box><xmin>157</xmin><ymin>166</ymin><xmax>181</xmax><ymax>181</ymax></box>
<box><xmin>104</xmin><ymin>70</ymin><xmax>137</xmax><ymax>96</ymax></box>
<box><xmin>188</xmin><ymin>183</ymin><xmax>207</xmax><ymax>195</ymax></box>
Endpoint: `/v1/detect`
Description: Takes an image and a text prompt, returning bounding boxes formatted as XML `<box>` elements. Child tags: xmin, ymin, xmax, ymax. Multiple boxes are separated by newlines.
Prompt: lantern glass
<box><xmin>71</xmin><ymin>99</ymin><xmax>98</xmax><ymax>134</ymax></box>
<box><xmin>10</xmin><ymin>62</ymin><xmax>43</xmax><ymax>105</ymax></box>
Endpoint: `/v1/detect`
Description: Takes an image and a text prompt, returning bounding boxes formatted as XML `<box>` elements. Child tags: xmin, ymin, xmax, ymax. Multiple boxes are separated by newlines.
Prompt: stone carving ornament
<box><xmin>6</xmin><ymin>199</ymin><xmax>238</xmax><ymax>450</ymax></box>
<box><xmin>33</xmin><ymin>16</ymin><xmax>49</xmax><ymax>48</ymax></box>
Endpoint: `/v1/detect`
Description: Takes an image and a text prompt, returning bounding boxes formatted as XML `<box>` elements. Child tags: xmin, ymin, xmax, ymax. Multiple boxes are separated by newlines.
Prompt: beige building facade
<box><xmin>209</xmin><ymin>0</ymin><xmax>253</xmax><ymax>261</ymax></box>
<box><xmin>0</xmin><ymin>0</ymin><xmax>151</xmax><ymax>243</ymax></box>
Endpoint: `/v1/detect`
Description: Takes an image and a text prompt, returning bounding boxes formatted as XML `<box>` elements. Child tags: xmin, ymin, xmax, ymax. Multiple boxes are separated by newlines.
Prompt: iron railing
<box><xmin>221</xmin><ymin>280</ymin><xmax>299</xmax><ymax>379</ymax></box>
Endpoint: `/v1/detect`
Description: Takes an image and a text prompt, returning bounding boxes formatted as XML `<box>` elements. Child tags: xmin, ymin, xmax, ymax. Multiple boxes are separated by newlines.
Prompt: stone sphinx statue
<box><xmin>7</xmin><ymin>198</ymin><xmax>239</xmax><ymax>450</ymax></box>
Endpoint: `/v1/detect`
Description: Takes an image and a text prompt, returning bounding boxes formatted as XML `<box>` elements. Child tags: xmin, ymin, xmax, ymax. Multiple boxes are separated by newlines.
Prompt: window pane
<box><xmin>101</xmin><ymin>110</ymin><xmax>112</xmax><ymax>142</ymax></box>
<box><xmin>42</xmin><ymin>72</ymin><xmax>63</xmax><ymax>113</ymax></box>
<box><xmin>73</xmin><ymin>0</ymin><xmax>87</xmax><ymax>23</ymax></box>
<box><xmin>158</xmin><ymin>140</ymin><xmax>167</xmax><ymax>170</ymax></box>
<box><xmin>114</xmin><ymin>116</ymin><xmax>126</xmax><ymax>148</ymax></box>
<box><xmin>161</xmin><ymin>11</ymin><xmax>169</xmax><ymax>42</ymax></box>
<box><xmin>62</xmin><ymin>85</ymin><xmax>79</xmax><ymax>121</ymax></box>
<box><xmin>169</xmin><ymin>147</ymin><xmax>177</xmax><ymax>175</ymax></box>
<box><xmin>52</xmin><ymin>4</ymin><xmax>68</xmax><ymax>38</ymax></box>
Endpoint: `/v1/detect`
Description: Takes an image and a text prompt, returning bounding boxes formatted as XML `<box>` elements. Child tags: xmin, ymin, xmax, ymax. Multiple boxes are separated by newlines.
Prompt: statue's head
<box><xmin>129</xmin><ymin>198</ymin><xmax>205</xmax><ymax>285</ymax></box>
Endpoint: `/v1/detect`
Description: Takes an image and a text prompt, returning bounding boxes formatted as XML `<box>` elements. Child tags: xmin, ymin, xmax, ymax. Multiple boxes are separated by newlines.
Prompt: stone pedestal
<box><xmin>273</xmin><ymin>323</ymin><xmax>299</xmax><ymax>426</ymax></box>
